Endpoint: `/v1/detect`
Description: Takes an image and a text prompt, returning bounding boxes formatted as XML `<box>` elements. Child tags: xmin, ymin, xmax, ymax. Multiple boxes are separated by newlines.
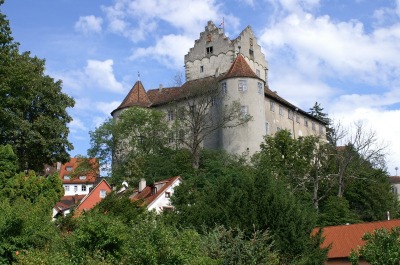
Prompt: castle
<box><xmin>111</xmin><ymin>21</ymin><xmax>326</xmax><ymax>156</ymax></box>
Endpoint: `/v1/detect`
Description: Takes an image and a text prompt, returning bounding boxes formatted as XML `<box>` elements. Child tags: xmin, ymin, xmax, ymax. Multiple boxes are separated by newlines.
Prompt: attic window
<box><xmin>79</xmin><ymin>176</ymin><xmax>86</xmax><ymax>180</ymax></box>
<box><xmin>100</xmin><ymin>190</ymin><xmax>107</xmax><ymax>198</ymax></box>
<box><xmin>64</xmin><ymin>175</ymin><xmax>70</xmax><ymax>180</ymax></box>
<box><xmin>165</xmin><ymin>192</ymin><xmax>171</xmax><ymax>198</ymax></box>
<box><xmin>66</xmin><ymin>166</ymin><xmax>73</xmax><ymax>171</ymax></box>
<box><xmin>206</xmin><ymin>46</ymin><xmax>213</xmax><ymax>54</ymax></box>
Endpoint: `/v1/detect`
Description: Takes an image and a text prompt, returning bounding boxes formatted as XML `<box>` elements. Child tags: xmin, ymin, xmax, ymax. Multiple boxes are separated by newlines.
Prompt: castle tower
<box><xmin>184</xmin><ymin>21</ymin><xmax>268</xmax><ymax>85</ymax></box>
<box><xmin>219</xmin><ymin>53</ymin><xmax>266</xmax><ymax>155</ymax></box>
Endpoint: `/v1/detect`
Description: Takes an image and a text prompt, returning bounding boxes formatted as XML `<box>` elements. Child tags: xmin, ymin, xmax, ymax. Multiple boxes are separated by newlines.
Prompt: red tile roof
<box><xmin>316</xmin><ymin>219</ymin><xmax>400</xmax><ymax>259</ymax></box>
<box><xmin>130</xmin><ymin>176</ymin><xmax>181</xmax><ymax>207</ymax></box>
<box><xmin>115</xmin><ymin>80</ymin><xmax>151</xmax><ymax>111</ymax></box>
<box><xmin>59</xmin><ymin>158</ymin><xmax>98</xmax><ymax>184</ymax></box>
<box><xmin>221</xmin><ymin>54</ymin><xmax>260</xmax><ymax>80</ymax></box>
<box><xmin>389</xmin><ymin>176</ymin><xmax>400</xmax><ymax>183</ymax></box>
<box><xmin>75</xmin><ymin>179</ymin><xmax>112</xmax><ymax>215</ymax></box>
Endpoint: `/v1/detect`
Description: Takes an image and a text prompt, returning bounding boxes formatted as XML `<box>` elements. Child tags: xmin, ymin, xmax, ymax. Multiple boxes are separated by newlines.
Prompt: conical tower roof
<box><xmin>112</xmin><ymin>81</ymin><xmax>151</xmax><ymax>115</ymax></box>
<box><xmin>222</xmin><ymin>54</ymin><xmax>260</xmax><ymax>80</ymax></box>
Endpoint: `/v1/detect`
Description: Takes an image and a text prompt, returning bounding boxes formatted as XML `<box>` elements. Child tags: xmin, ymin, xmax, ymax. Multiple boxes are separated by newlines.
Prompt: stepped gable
<box><xmin>113</xmin><ymin>81</ymin><xmax>151</xmax><ymax>114</ymax></box>
<box><xmin>221</xmin><ymin>54</ymin><xmax>260</xmax><ymax>80</ymax></box>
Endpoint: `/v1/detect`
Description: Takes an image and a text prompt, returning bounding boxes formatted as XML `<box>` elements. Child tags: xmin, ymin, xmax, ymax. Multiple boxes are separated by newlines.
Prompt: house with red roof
<box><xmin>130</xmin><ymin>176</ymin><xmax>181</xmax><ymax>213</ymax></box>
<box><xmin>58</xmin><ymin>157</ymin><xmax>99</xmax><ymax>196</ymax></box>
<box><xmin>111</xmin><ymin>21</ymin><xmax>327</xmax><ymax>159</ymax></box>
<box><xmin>317</xmin><ymin>219</ymin><xmax>400</xmax><ymax>264</ymax></box>
<box><xmin>74</xmin><ymin>179</ymin><xmax>112</xmax><ymax>216</ymax></box>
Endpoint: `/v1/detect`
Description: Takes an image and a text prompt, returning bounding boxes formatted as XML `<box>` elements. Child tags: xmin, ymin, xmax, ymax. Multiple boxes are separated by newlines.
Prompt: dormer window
<box><xmin>64</xmin><ymin>175</ymin><xmax>70</xmax><ymax>180</ymax></box>
<box><xmin>206</xmin><ymin>46</ymin><xmax>213</xmax><ymax>54</ymax></box>
<box><xmin>66</xmin><ymin>166</ymin><xmax>73</xmax><ymax>171</ymax></box>
<box><xmin>79</xmin><ymin>176</ymin><xmax>86</xmax><ymax>180</ymax></box>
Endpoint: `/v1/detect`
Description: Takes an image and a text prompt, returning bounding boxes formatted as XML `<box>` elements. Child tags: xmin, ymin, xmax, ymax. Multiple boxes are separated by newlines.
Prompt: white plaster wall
<box><xmin>148</xmin><ymin>179</ymin><xmax>181</xmax><ymax>213</ymax></box>
<box><xmin>63</xmin><ymin>184</ymin><xmax>93</xmax><ymax>196</ymax></box>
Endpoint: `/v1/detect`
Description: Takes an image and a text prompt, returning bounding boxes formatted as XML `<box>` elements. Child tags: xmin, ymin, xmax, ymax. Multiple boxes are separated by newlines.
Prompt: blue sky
<box><xmin>3</xmin><ymin>0</ymin><xmax>400</xmax><ymax>175</ymax></box>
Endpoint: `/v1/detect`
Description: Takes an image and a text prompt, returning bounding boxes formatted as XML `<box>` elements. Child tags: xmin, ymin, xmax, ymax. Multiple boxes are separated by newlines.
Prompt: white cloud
<box><xmin>130</xmin><ymin>34</ymin><xmax>193</xmax><ymax>68</ymax></box>
<box><xmin>69</xmin><ymin>117</ymin><xmax>87</xmax><ymax>133</ymax></box>
<box><xmin>102</xmin><ymin>0</ymin><xmax>236</xmax><ymax>42</ymax></box>
<box><xmin>96</xmin><ymin>101</ymin><xmax>121</xmax><ymax>116</ymax></box>
<box><xmin>75</xmin><ymin>15</ymin><xmax>103</xmax><ymax>34</ymax></box>
<box><xmin>84</xmin><ymin>59</ymin><xmax>125</xmax><ymax>93</ymax></box>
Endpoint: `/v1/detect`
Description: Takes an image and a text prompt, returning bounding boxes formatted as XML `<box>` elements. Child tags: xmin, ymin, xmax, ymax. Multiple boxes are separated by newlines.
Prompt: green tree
<box><xmin>0</xmin><ymin>2</ymin><xmax>74</xmax><ymax>172</ymax></box>
<box><xmin>0</xmin><ymin>144</ymin><xmax>18</xmax><ymax>189</ymax></box>
<box><xmin>309</xmin><ymin>102</ymin><xmax>333</xmax><ymax>144</ymax></box>
<box><xmin>350</xmin><ymin>227</ymin><xmax>400</xmax><ymax>265</ymax></box>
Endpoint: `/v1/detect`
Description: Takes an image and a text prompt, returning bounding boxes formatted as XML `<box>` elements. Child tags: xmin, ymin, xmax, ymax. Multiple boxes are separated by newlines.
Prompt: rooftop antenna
<box><xmin>138</xmin><ymin>71</ymin><xmax>140</xmax><ymax>81</ymax></box>
<box><xmin>396</xmin><ymin>167</ymin><xmax>398</xmax><ymax>176</ymax></box>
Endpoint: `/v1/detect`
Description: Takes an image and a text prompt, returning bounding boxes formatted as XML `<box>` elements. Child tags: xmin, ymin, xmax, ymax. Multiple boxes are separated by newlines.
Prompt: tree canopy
<box><xmin>0</xmin><ymin>2</ymin><xmax>74</xmax><ymax>172</ymax></box>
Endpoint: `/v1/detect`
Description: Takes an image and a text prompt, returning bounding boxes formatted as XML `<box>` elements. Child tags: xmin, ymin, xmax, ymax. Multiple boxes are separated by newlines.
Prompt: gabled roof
<box><xmin>54</xmin><ymin>194</ymin><xmax>86</xmax><ymax>213</ymax></box>
<box><xmin>75</xmin><ymin>179</ymin><xmax>112</xmax><ymax>214</ymax></box>
<box><xmin>113</xmin><ymin>80</ymin><xmax>151</xmax><ymax>114</ymax></box>
<box><xmin>317</xmin><ymin>219</ymin><xmax>400</xmax><ymax>259</ymax></box>
<box><xmin>221</xmin><ymin>54</ymin><xmax>260</xmax><ymax>80</ymax></box>
<box><xmin>59</xmin><ymin>157</ymin><xmax>98</xmax><ymax>184</ymax></box>
<box><xmin>130</xmin><ymin>176</ymin><xmax>181</xmax><ymax>207</ymax></box>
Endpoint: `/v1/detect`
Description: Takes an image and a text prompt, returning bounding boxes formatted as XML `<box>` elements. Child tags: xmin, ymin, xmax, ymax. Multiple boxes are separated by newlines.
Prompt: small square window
<box><xmin>238</xmin><ymin>80</ymin><xmax>247</xmax><ymax>92</ymax></box>
<box><xmin>279</xmin><ymin>106</ymin><xmax>284</xmax><ymax>116</ymax></box>
<box><xmin>270</xmin><ymin>101</ymin><xmax>275</xmax><ymax>112</ymax></box>
<box><xmin>200</xmin><ymin>66</ymin><xmax>204</xmax><ymax>73</ymax></box>
<box><xmin>257</xmin><ymin>82</ymin><xmax>263</xmax><ymax>94</ymax></box>
<box><xmin>241</xmin><ymin>106</ymin><xmax>249</xmax><ymax>118</ymax></box>
<box><xmin>82</xmin><ymin>185</ymin><xmax>86</xmax><ymax>192</ymax></box>
<box><xmin>100</xmin><ymin>190</ymin><xmax>107</xmax><ymax>198</ymax></box>
<box><xmin>288</xmin><ymin>110</ymin><xmax>293</xmax><ymax>120</ymax></box>
<box><xmin>79</xmin><ymin>175</ymin><xmax>86</xmax><ymax>180</ymax></box>
<box><xmin>221</xmin><ymin>82</ymin><xmax>227</xmax><ymax>94</ymax></box>
<box><xmin>206</xmin><ymin>46</ymin><xmax>213</xmax><ymax>54</ymax></box>
<box><xmin>165</xmin><ymin>192</ymin><xmax>171</xmax><ymax>198</ymax></box>
<box><xmin>64</xmin><ymin>175</ymin><xmax>70</xmax><ymax>180</ymax></box>
<box><xmin>167</xmin><ymin>110</ymin><xmax>174</xmax><ymax>121</ymax></box>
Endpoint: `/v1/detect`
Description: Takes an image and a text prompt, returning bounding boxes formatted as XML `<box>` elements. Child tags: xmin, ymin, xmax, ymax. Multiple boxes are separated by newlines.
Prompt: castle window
<box><xmin>207</xmin><ymin>33</ymin><xmax>212</xmax><ymax>42</ymax></box>
<box><xmin>206</xmin><ymin>46</ymin><xmax>213</xmax><ymax>54</ymax></box>
<box><xmin>312</xmin><ymin>122</ymin><xmax>316</xmax><ymax>131</ymax></box>
<box><xmin>304</xmin><ymin>118</ymin><xmax>308</xmax><ymax>127</ymax></box>
<box><xmin>279</xmin><ymin>105</ymin><xmax>284</xmax><ymax>116</ymax></box>
<box><xmin>296</xmin><ymin>115</ymin><xmax>300</xmax><ymax>123</ymax></box>
<box><xmin>256</xmin><ymin>69</ymin><xmax>260</xmax><ymax>77</ymax></box>
<box><xmin>200</xmin><ymin>66</ymin><xmax>204</xmax><ymax>73</ymax></box>
<box><xmin>265</xmin><ymin>122</ymin><xmax>269</xmax><ymax>135</ymax></box>
<box><xmin>241</xmin><ymin>105</ymin><xmax>249</xmax><ymax>118</ymax></box>
<box><xmin>319</xmin><ymin>125</ymin><xmax>324</xmax><ymax>134</ymax></box>
<box><xmin>258</xmin><ymin>82</ymin><xmax>263</xmax><ymax>94</ymax></box>
<box><xmin>221</xmin><ymin>82</ymin><xmax>227</xmax><ymax>94</ymax></box>
<box><xmin>288</xmin><ymin>110</ymin><xmax>293</xmax><ymax>120</ymax></box>
<box><xmin>167</xmin><ymin>110</ymin><xmax>174</xmax><ymax>121</ymax></box>
<box><xmin>238</xmin><ymin>80</ymin><xmax>247</xmax><ymax>92</ymax></box>
<box><xmin>211</xmin><ymin>97</ymin><xmax>216</xmax><ymax>106</ymax></box>
<box><xmin>250</xmin><ymin>37</ymin><xmax>253</xmax><ymax>47</ymax></box>
<box><xmin>249</xmin><ymin>49</ymin><xmax>254</xmax><ymax>58</ymax></box>
<box><xmin>82</xmin><ymin>185</ymin><xmax>86</xmax><ymax>192</ymax></box>
<box><xmin>168</xmin><ymin>132</ymin><xmax>175</xmax><ymax>144</ymax></box>
<box><xmin>270</xmin><ymin>101</ymin><xmax>275</xmax><ymax>112</ymax></box>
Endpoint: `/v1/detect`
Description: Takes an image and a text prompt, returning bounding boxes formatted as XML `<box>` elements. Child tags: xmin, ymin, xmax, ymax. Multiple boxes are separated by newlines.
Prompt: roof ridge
<box><xmin>112</xmin><ymin>80</ymin><xmax>152</xmax><ymax>114</ymax></box>
<box><xmin>222</xmin><ymin>54</ymin><xmax>260</xmax><ymax>80</ymax></box>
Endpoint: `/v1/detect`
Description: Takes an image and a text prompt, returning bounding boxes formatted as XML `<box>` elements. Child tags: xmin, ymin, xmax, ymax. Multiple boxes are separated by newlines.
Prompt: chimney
<box><xmin>139</xmin><ymin>178</ymin><xmax>146</xmax><ymax>192</ymax></box>
<box><xmin>56</xmin><ymin>162</ymin><xmax>61</xmax><ymax>171</ymax></box>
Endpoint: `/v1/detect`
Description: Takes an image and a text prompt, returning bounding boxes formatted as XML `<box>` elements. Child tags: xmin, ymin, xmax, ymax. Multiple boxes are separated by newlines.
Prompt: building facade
<box><xmin>112</xmin><ymin>21</ymin><xmax>326</xmax><ymax>156</ymax></box>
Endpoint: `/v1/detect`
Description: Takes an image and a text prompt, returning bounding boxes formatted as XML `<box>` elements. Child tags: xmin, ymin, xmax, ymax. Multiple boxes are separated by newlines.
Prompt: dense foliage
<box><xmin>0</xmin><ymin>1</ymin><xmax>74</xmax><ymax>172</ymax></box>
